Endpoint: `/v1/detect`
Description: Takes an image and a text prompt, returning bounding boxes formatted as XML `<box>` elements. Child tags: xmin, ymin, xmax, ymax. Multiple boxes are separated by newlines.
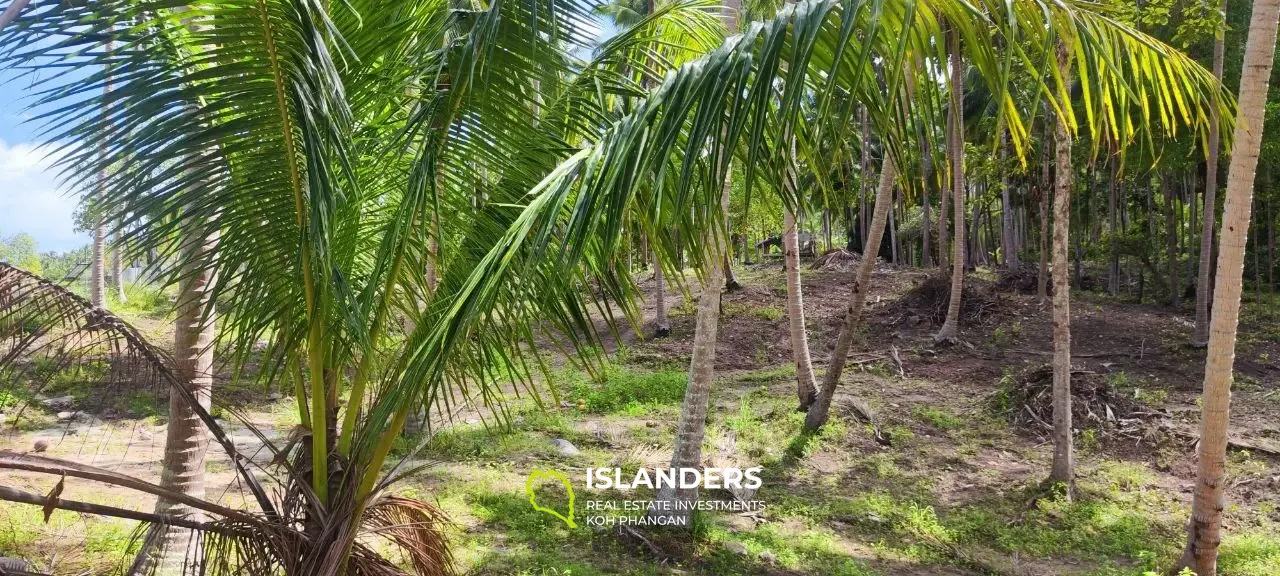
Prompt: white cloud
<box><xmin>0</xmin><ymin>139</ymin><xmax>86</xmax><ymax>253</ymax></box>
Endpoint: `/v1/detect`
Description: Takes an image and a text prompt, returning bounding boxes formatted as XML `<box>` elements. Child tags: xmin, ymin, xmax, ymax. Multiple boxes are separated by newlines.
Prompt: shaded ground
<box><xmin>2</xmin><ymin>259</ymin><xmax>1279</xmax><ymax>575</ymax></box>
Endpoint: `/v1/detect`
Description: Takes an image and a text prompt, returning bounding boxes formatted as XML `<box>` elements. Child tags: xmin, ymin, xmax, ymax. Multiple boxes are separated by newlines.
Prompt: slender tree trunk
<box><xmin>90</xmin><ymin>39</ymin><xmax>111</xmax><ymax>308</ymax></box>
<box><xmin>936</xmin><ymin>25</ymin><xmax>966</xmax><ymax>342</ymax></box>
<box><xmin>938</xmin><ymin>123</ymin><xmax>951</xmax><ymax>270</ymax></box>
<box><xmin>144</xmin><ymin>221</ymin><xmax>219</xmax><ymax>571</ymax></box>
<box><xmin>1194</xmin><ymin>13</ymin><xmax>1225</xmax><ymax>345</ymax></box>
<box><xmin>1001</xmin><ymin>131</ymin><xmax>1018</xmax><ymax>267</ymax></box>
<box><xmin>653</xmin><ymin>250</ymin><xmax>670</xmax><ymax>337</ymax></box>
<box><xmin>653</xmin><ymin>0</ymin><xmax>737</xmax><ymax>523</ymax></box>
<box><xmin>1108</xmin><ymin>147</ymin><xmax>1120</xmax><ymax>296</ymax></box>
<box><xmin>1049</xmin><ymin>42</ymin><xmax>1075</xmax><ymax>492</ymax></box>
<box><xmin>889</xmin><ymin>188</ymin><xmax>900</xmax><ymax>264</ymax></box>
<box><xmin>1039</xmin><ymin>126</ymin><xmax>1051</xmax><ymax>306</ymax></box>
<box><xmin>1269</xmin><ymin>195</ymin><xmax>1275</xmax><ymax>296</ymax></box>
<box><xmin>1181</xmin><ymin>0</ymin><xmax>1280</xmax><ymax>570</ymax></box>
<box><xmin>804</xmin><ymin>157</ymin><xmax>897</xmax><ymax>432</ymax></box>
<box><xmin>859</xmin><ymin>107</ymin><xmax>871</xmax><ymax>249</ymax></box>
<box><xmin>653</xmin><ymin>167</ymin><xmax>731</xmax><ymax>525</ymax></box>
<box><xmin>112</xmin><ymin>229</ymin><xmax>127</xmax><ymax>303</ymax></box>
<box><xmin>1166</xmin><ymin>175</ymin><xmax>1179</xmax><ymax>307</ymax></box>
<box><xmin>784</xmin><ymin>207</ymin><xmax>818</xmax><ymax>409</ymax></box>
<box><xmin>909</xmin><ymin>56</ymin><xmax>934</xmax><ymax>268</ymax></box>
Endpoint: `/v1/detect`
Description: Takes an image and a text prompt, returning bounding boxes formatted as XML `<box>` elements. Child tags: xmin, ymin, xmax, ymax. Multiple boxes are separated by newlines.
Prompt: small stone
<box><xmin>759</xmin><ymin>551</ymin><xmax>778</xmax><ymax>563</ymax></box>
<box><xmin>57</xmin><ymin>411</ymin><xmax>77</xmax><ymax>421</ymax></box>
<box><xmin>645</xmin><ymin>421</ymin><xmax>657</xmax><ymax>428</ymax></box>
<box><xmin>32</xmin><ymin>439</ymin><xmax>49</xmax><ymax>453</ymax></box>
<box><xmin>724</xmin><ymin>541</ymin><xmax>748</xmax><ymax>555</ymax></box>
<box><xmin>551</xmin><ymin>439</ymin><xmax>581</xmax><ymax>456</ymax></box>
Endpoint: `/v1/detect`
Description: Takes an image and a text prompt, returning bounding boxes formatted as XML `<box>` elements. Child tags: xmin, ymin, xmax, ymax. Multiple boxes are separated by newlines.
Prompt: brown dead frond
<box><xmin>361</xmin><ymin>495</ymin><xmax>455</xmax><ymax>576</ymax></box>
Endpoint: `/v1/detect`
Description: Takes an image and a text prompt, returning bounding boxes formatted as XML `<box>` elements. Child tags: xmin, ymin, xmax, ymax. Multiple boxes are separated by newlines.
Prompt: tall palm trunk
<box><xmin>1166</xmin><ymin>175</ymin><xmax>1179</xmax><ymax>307</ymax></box>
<box><xmin>653</xmin><ymin>251</ymin><xmax>670</xmax><ymax>337</ymax></box>
<box><xmin>1108</xmin><ymin>145</ymin><xmax>1120</xmax><ymax>296</ymax></box>
<box><xmin>1038</xmin><ymin>123</ymin><xmax>1051</xmax><ymax>306</ymax></box>
<box><xmin>653</xmin><ymin>0</ymin><xmax>737</xmax><ymax>523</ymax></box>
<box><xmin>142</xmin><ymin>223</ymin><xmax>220</xmax><ymax>571</ymax></box>
<box><xmin>935</xmin><ymin>25</ymin><xmax>966</xmax><ymax>342</ymax></box>
<box><xmin>785</xmin><ymin>207</ymin><xmax>819</xmax><ymax>408</ymax></box>
<box><xmin>804</xmin><ymin>156</ymin><xmax>896</xmax><ymax>432</ymax></box>
<box><xmin>859</xmin><ymin>107</ymin><xmax>871</xmax><ymax>249</ymax></box>
<box><xmin>113</xmin><ymin>229</ymin><xmax>127</xmax><ymax>303</ymax></box>
<box><xmin>90</xmin><ymin>39</ymin><xmax>111</xmax><ymax>308</ymax></box>
<box><xmin>1001</xmin><ymin>131</ymin><xmax>1018</xmax><ymax>267</ymax></box>
<box><xmin>1193</xmin><ymin>0</ymin><xmax>1227</xmax><ymax>346</ymax></box>
<box><xmin>1049</xmin><ymin>41</ymin><xmax>1075</xmax><ymax>491</ymax></box>
<box><xmin>907</xmin><ymin>56</ymin><xmax>933</xmax><ymax>268</ymax></box>
<box><xmin>1181</xmin><ymin>0</ymin><xmax>1280</xmax><ymax>570</ymax></box>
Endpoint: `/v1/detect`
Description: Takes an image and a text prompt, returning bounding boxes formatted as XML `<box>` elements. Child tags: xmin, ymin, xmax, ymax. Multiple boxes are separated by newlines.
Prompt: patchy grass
<box><xmin>0</xmin><ymin>503</ymin><xmax>139</xmax><ymax>575</ymax></box>
<box><xmin>558</xmin><ymin>363</ymin><xmax>687</xmax><ymax>414</ymax></box>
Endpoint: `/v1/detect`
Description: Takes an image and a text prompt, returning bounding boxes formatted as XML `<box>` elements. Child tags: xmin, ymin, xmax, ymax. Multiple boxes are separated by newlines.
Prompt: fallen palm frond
<box><xmin>0</xmin><ymin>265</ymin><xmax>456</xmax><ymax>575</ymax></box>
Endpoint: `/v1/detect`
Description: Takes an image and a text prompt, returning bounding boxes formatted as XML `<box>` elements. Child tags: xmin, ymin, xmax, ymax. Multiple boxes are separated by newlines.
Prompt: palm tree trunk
<box><xmin>90</xmin><ymin>38</ymin><xmax>111</xmax><ymax>308</ymax></box>
<box><xmin>143</xmin><ymin>223</ymin><xmax>219</xmax><ymax>571</ymax></box>
<box><xmin>1038</xmin><ymin>112</ymin><xmax>1052</xmax><ymax>305</ymax></box>
<box><xmin>935</xmin><ymin>24</ymin><xmax>966</xmax><ymax>342</ymax></box>
<box><xmin>653</xmin><ymin>169</ymin><xmax>731</xmax><ymax>525</ymax></box>
<box><xmin>1193</xmin><ymin>3</ymin><xmax>1227</xmax><ymax>345</ymax></box>
<box><xmin>1166</xmin><ymin>175</ymin><xmax>1179</xmax><ymax>307</ymax></box>
<box><xmin>859</xmin><ymin>107</ymin><xmax>871</xmax><ymax>249</ymax></box>
<box><xmin>889</xmin><ymin>188</ymin><xmax>899</xmax><ymax>264</ymax></box>
<box><xmin>908</xmin><ymin>57</ymin><xmax>934</xmax><ymax>268</ymax></box>
<box><xmin>1108</xmin><ymin>148</ymin><xmax>1120</xmax><ymax>296</ymax></box>
<box><xmin>112</xmin><ymin>229</ymin><xmax>127</xmax><ymax>303</ymax></box>
<box><xmin>653</xmin><ymin>249</ymin><xmax>670</xmax><ymax>337</ymax></box>
<box><xmin>1048</xmin><ymin>41</ymin><xmax>1076</xmax><ymax>492</ymax></box>
<box><xmin>804</xmin><ymin>156</ymin><xmax>896</xmax><ymax>432</ymax></box>
<box><xmin>1001</xmin><ymin>131</ymin><xmax>1018</xmax><ymax>267</ymax></box>
<box><xmin>1181</xmin><ymin>0</ymin><xmax>1280</xmax><ymax>570</ymax></box>
<box><xmin>784</xmin><ymin>207</ymin><xmax>818</xmax><ymax>408</ymax></box>
<box><xmin>652</xmin><ymin>0</ymin><xmax>737</xmax><ymax>524</ymax></box>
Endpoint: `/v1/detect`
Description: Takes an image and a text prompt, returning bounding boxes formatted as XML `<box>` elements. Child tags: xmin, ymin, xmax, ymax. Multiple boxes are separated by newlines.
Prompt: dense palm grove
<box><xmin>0</xmin><ymin>0</ymin><xmax>1278</xmax><ymax>574</ymax></box>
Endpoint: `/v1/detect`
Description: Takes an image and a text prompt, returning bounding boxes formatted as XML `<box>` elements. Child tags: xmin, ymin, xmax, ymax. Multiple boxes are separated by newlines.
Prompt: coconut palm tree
<box><xmin>935</xmin><ymin>22</ymin><xmax>967</xmax><ymax>342</ymax></box>
<box><xmin>1180</xmin><ymin>0</ymin><xmax>1280</xmax><ymax>571</ymax></box>
<box><xmin>0</xmin><ymin>0</ymin><xmax>1234</xmax><ymax>569</ymax></box>
<box><xmin>1048</xmin><ymin>39</ymin><xmax>1075</xmax><ymax>491</ymax></box>
<box><xmin>1192</xmin><ymin>0</ymin><xmax>1228</xmax><ymax>347</ymax></box>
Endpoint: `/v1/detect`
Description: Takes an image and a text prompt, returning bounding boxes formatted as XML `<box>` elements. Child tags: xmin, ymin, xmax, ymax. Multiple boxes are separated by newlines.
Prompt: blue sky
<box><xmin>0</xmin><ymin>62</ymin><xmax>87</xmax><ymax>253</ymax></box>
<box><xmin>0</xmin><ymin>15</ymin><xmax>618</xmax><ymax>255</ymax></box>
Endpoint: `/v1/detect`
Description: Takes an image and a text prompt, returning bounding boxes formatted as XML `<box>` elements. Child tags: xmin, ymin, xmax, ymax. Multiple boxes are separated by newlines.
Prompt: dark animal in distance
<box><xmin>757</xmin><ymin>232</ymin><xmax>815</xmax><ymax>257</ymax></box>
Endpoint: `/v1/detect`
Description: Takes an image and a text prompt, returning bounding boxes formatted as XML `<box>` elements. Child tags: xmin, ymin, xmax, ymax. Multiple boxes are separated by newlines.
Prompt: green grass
<box><xmin>0</xmin><ymin>504</ymin><xmax>139</xmax><ymax>575</ymax></box>
<box><xmin>559</xmin><ymin>363</ymin><xmax>686</xmax><ymax>414</ymax></box>
<box><xmin>1219</xmin><ymin>528</ymin><xmax>1280</xmax><ymax>576</ymax></box>
<box><xmin>108</xmin><ymin>284</ymin><xmax>174</xmax><ymax>319</ymax></box>
<box><xmin>912</xmin><ymin>405</ymin><xmax>964</xmax><ymax>431</ymax></box>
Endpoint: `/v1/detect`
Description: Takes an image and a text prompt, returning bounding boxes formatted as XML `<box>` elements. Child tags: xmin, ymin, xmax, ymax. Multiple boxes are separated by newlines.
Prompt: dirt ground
<box><xmin>2</xmin><ymin>256</ymin><xmax>1279</xmax><ymax>575</ymax></box>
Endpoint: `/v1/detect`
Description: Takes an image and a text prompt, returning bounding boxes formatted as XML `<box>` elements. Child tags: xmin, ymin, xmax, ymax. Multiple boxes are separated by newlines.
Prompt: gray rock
<box><xmin>759</xmin><ymin>551</ymin><xmax>778</xmax><ymax>563</ymax></box>
<box><xmin>40</xmin><ymin>395</ymin><xmax>75</xmax><ymax>409</ymax></box>
<box><xmin>723</xmin><ymin>541</ymin><xmax>749</xmax><ymax>555</ymax></box>
<box><xmin>56</xmin><ymin>410</ymin><xmax>77</xmax><ymax>421</ymax></box>
<box><xmin>551</xmin><ymin>438</ymin><xmax>581</xmax><ymax>456</ymax></box>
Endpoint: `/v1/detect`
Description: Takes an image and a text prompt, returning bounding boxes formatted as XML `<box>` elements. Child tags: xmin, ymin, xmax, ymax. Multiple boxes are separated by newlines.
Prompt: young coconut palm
<box><xmin>0</xmin><ymin>0</ymin><xmax>723</xmax><ymax>571</ymax></box>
